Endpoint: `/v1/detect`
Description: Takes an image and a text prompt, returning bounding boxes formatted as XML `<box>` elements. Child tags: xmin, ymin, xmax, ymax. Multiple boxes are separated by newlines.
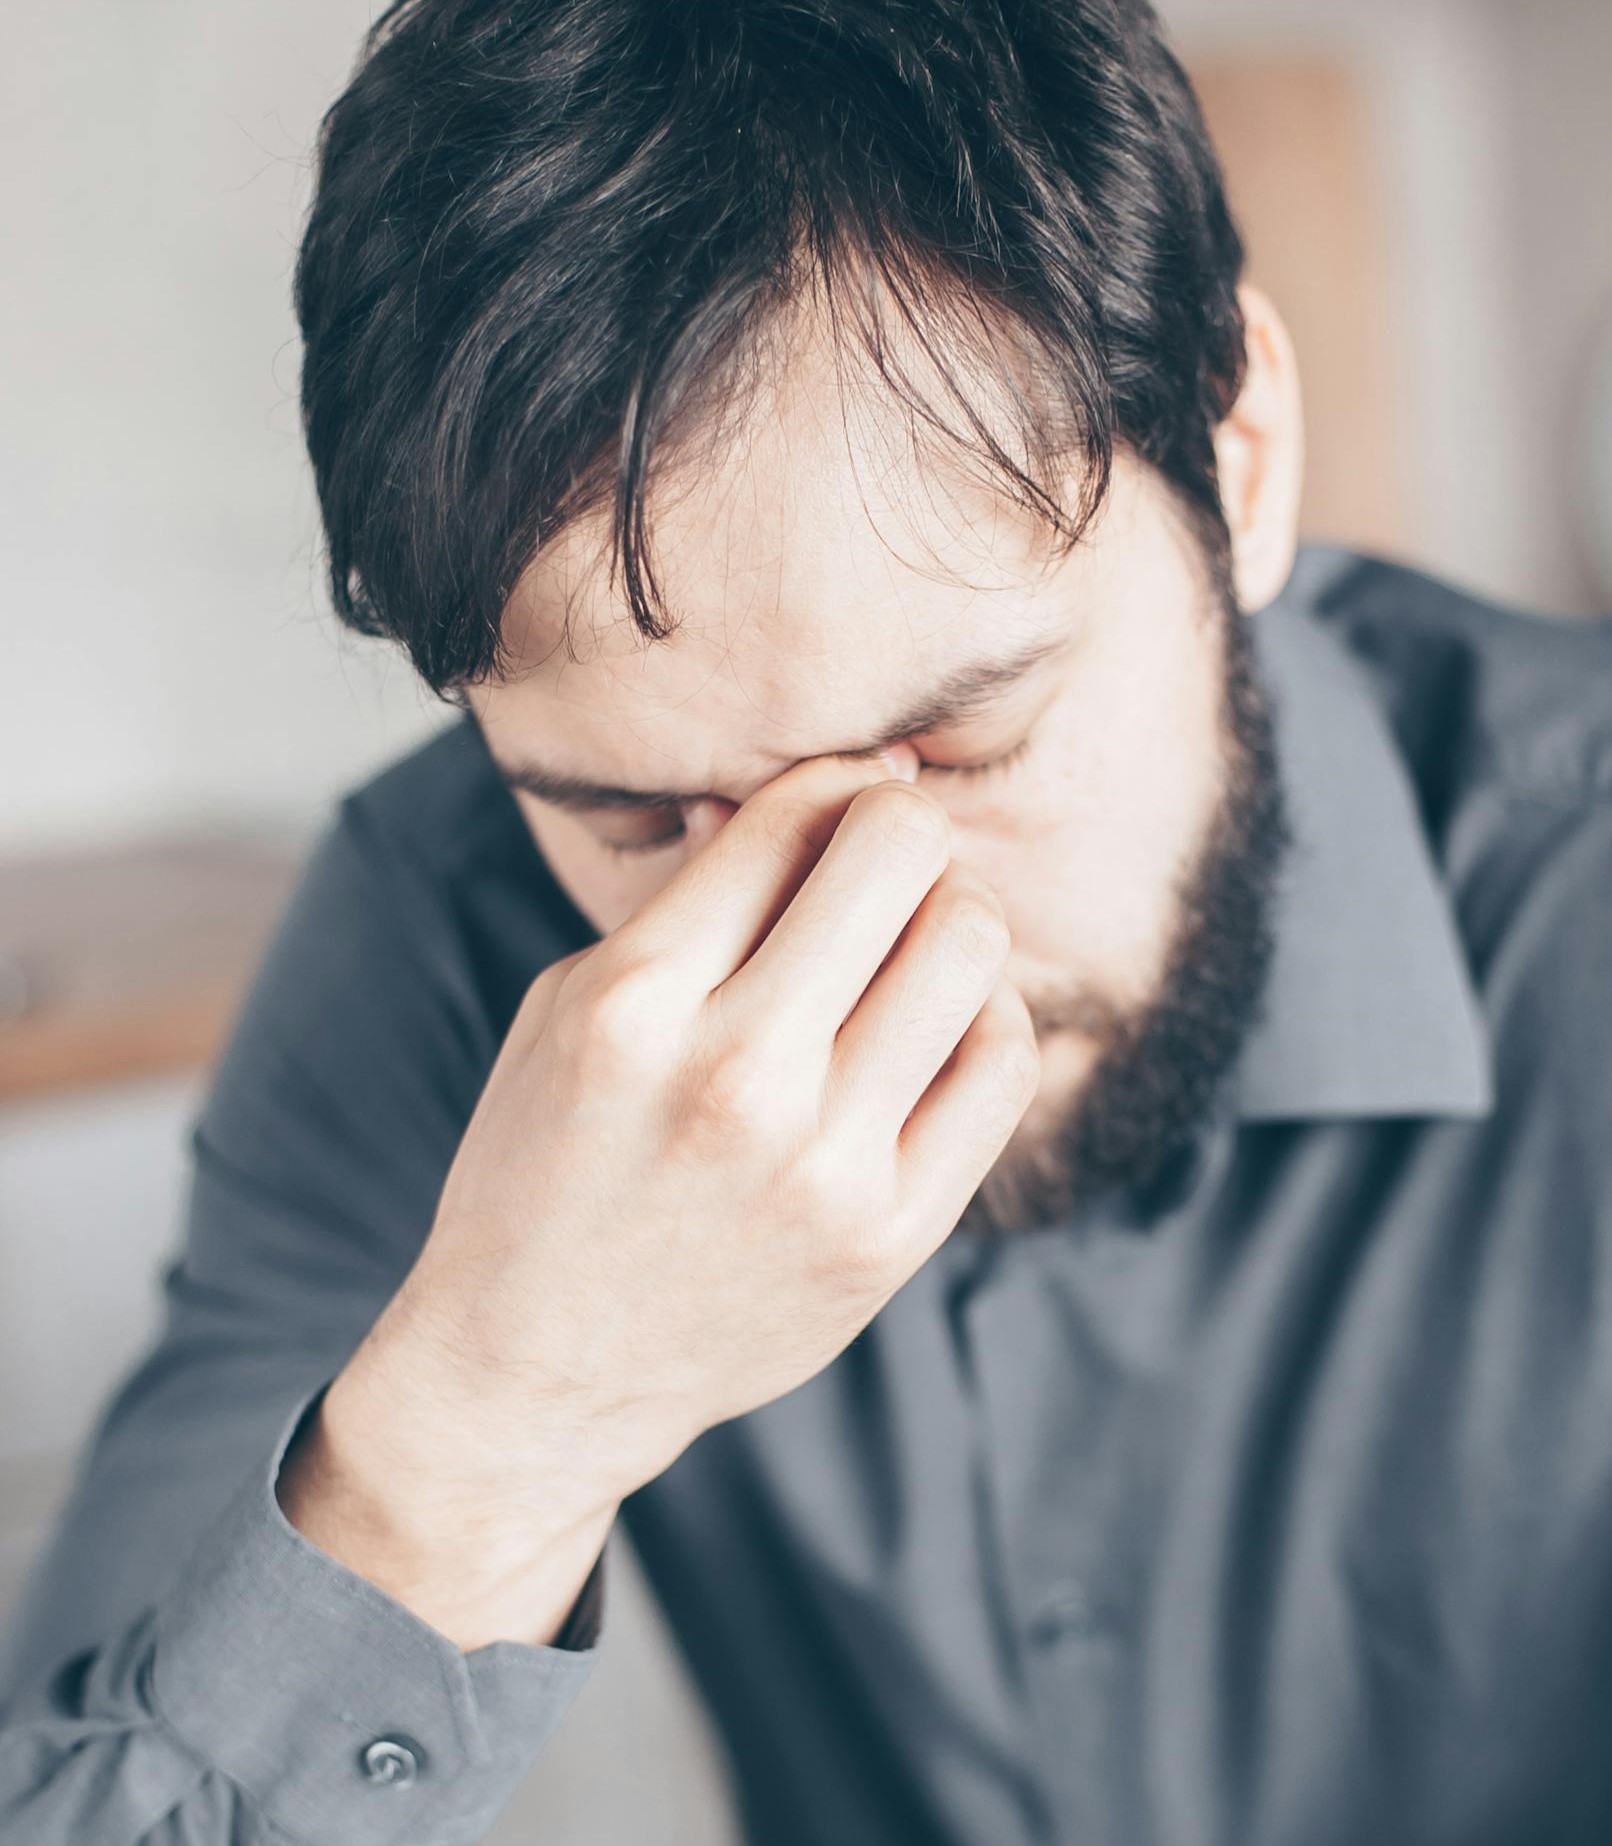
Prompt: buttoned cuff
<box><xmin>149</xmin><ymin>1377</ymin><xmax>606</xmax><ymax>1846</ymax></box>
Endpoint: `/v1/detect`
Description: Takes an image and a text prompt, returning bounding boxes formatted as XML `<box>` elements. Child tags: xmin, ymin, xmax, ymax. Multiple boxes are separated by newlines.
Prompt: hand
<box><xmin>346</xmin><ymin>743</ymin><xmax>1040</xmax><ymax>1534</ymax></box>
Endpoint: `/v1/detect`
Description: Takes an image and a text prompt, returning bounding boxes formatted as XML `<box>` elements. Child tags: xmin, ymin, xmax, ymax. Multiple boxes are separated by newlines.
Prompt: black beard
<box><xmin>952</xmin><ymin>558</ymin><xmax>1291</xmax><ymax>1243</ymax></box>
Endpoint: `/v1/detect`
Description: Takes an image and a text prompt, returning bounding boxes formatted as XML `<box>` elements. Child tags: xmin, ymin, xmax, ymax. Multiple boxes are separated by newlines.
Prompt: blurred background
<box><xmin>2</xmin><ymin>1</ymin><xmax>1609</xmax><ymax>1839</ymax></box>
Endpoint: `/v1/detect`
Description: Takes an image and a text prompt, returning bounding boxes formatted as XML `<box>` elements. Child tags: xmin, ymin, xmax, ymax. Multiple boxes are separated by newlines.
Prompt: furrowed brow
<box><xmin>492</xmin><ymin>628</ymin><xmax>1070</xmax><ymax>814</ymax></box>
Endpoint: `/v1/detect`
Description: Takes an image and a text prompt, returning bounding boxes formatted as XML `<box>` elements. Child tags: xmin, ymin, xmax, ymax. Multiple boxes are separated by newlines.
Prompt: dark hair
<box><xmin>293</xmin><ymin>0</ymin><xmax>1247</xmax><ymax>695</ymax></box>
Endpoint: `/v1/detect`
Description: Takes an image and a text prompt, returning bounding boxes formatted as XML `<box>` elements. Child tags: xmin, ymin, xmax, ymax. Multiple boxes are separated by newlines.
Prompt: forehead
<box><xmin>474</xmin><ymin>315</ymin><xmax>1085</xmax><ymax>782</ymax></box>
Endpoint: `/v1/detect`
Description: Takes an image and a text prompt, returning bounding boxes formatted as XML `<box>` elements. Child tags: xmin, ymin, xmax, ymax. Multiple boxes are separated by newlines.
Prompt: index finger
<box><xmin>608</xmin><ymin>743</ymin><xmax>924</xmax><ymax>994</ymax></box>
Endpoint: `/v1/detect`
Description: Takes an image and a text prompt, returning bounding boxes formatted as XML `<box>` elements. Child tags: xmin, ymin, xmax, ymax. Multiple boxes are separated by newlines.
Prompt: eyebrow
<box><xmin>489</xmin><ymin>628</ymin><xmax>1071</xmax><ymax>813</ymax></box>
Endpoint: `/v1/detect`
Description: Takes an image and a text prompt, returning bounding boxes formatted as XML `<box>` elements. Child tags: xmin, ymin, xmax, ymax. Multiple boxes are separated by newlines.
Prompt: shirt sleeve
<box><xmin>0</xmin><ymin>793</ymin><xmax>608</xmax><ymax>1844</ymax></box>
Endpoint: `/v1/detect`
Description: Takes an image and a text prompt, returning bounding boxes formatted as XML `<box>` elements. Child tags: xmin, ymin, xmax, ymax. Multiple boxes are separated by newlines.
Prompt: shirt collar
<box><xmin>1229</xmin><ymin>545</ymin><xmax>1494</xmax><ymax>1122</ymax></box>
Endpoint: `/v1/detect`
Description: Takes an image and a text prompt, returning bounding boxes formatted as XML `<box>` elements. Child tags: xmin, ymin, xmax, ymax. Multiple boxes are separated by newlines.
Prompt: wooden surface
<box><xmin>0</xmin><ymin>837</ymin><xmax>302</xmax><ymax>1105</ymax></box>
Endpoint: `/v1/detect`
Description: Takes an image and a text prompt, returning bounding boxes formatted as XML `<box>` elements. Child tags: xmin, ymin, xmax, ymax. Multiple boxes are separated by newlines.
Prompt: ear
<box><xmin>1214</xmin><ymin>282</ymin><xmax>1306</xmax><ymax>613</ymax></box>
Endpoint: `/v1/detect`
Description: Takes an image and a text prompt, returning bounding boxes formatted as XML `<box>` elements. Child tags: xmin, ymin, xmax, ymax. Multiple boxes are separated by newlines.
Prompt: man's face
<box><xmin>468</xmin><ymin>323</ymin><xmax>1285</xmax><ymax>1239</ymax></box>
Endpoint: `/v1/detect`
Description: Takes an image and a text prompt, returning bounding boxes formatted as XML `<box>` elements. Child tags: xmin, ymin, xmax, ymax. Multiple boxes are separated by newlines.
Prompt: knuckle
<box><xmin>689</xmin><ymin>1046</ymin><xmax>786</xmax><ymax>1141</ymax></box>
<box><xmin>790</xmin><ymin>1145</ymin><xmax>902</xmax><ymax>1290</ymax></box>
<box><xmin>519</xmin><ymin>945</ymin><xmax>589</xmax><ymax>1014</ymax></box>
<box><xmin>854</xmin><ymin>781</ymin><xmax>951</xmax><ymax>862</ymax></box>
<box><xmin>940</xmin><ymin>860</ymin><xmax>1006</xmax><ymax>908</ymax></box>
<box><xmin>984</xmin><ymin>1027</ymin><xmax>1042</xmax><ymax>1103</ymax></box>
<box><xmin>750</xmin><ymin>796</ymin><xmax>821</xmax><ymax>873</ymax></box>
<box><xmin>826</xmin><ymin>1219</ymin><xmax>900</xmax><ymax>1295</ymax></box>
<box><xmin>942</xmin><ymin>894</ymin><xmax>1012</xmax><ymax>970</ymax></box>
<box><xmin>788</xmin><ymin>1136</ymin><xmax>860</xmax><ymax>1222</ymax></box>
<box><xmin>566</xmin><ymin>960</ymin><xmax>675</xmax><ymax>1064</ymax></box>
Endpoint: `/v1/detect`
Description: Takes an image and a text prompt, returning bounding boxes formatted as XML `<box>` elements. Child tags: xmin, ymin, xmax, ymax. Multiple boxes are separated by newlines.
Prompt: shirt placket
<box><xmin>952</xmin><ymin>1192</ymin><xmax>1202</xmax><ymax>1846</ymax></box>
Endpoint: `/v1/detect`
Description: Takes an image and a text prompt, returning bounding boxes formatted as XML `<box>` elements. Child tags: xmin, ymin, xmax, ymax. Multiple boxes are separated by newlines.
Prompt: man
<box><xmin>2</xmin><ymin>2</ymin><xmax>1609</xmax><ymax>1843</ymax></box>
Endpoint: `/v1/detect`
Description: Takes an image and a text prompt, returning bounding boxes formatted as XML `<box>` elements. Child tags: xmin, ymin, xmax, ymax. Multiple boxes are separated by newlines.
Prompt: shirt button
<box><xmin>359</xmin><ymin>1735</ymin><xmax>426</xmax><ymax>1787</ymax></box>
<box><xmin>1026</xmin><ymin>1580</ymin><xmax>1107</xmax><ymax>1649</ymax></box>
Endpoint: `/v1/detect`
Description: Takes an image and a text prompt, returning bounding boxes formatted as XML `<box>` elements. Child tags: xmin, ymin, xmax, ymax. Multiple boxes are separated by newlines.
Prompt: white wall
<box><xmin>1160</xmin><ymin>0</ymin><xmax>1612</xmax><ymax>621</ymax></box>
<box><xmin>2</xmin><ymin>0</ymin><xmax>1607</xmax><ymax>853</ymax></box>
<box><xmin>0</xmin><ymin>1</ymin><xmax>445</xmax><ymax>858</ymax></box>
<box><xmin>1488</xmin><ymin>0</ymin><xmax>1612</xmax><ymax>609</ymax></box>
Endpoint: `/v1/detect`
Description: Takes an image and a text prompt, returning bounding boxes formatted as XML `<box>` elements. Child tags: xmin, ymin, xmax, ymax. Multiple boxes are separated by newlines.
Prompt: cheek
<box><xmin>516</xmin><ymin>797</ymin><xmax>688</xmax><ymax>936</ymax></box>
<box><xmin>952</xmin><ymin>796</ymin><xmax>1178</xmax><ymax>1000</ymax></box>
<box><xmin>948</xmin><ymin>682</ymin><xmax>1222</xmax><ymax>998</ymax></box>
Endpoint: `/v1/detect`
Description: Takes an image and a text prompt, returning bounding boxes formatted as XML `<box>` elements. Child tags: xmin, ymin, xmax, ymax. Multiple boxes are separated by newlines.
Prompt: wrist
<box><xmin>277</xmin><ymin>1362</ymin><xmax>620</xmax><ymax>1651</ymax></box>
<box><xmin>324</xmin><ymin>1335</ymin><xmax>625</xmax><ymax>1542</ymax></box>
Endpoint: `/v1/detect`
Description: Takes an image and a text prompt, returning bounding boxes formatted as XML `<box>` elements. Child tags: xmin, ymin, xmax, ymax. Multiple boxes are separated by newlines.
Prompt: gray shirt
<box><xmin>2</xmin><ymin>544</ymin><xmax>1611</xmax><ymax>1846</ymax></box>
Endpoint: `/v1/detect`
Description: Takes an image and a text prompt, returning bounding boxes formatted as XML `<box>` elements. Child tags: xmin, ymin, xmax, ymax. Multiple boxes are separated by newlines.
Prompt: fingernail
<box><xmin>877</xmin><ymin>742</ymin><xmax>921</xmax><ymax>782</ymax></box>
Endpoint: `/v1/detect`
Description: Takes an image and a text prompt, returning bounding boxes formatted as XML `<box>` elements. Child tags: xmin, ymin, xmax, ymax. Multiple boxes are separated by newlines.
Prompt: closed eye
<box><xmin>597</xmin><ymin>823</ymin><xmax>688</xmax><ymax>857</ymax></box>
<box><xmin>917</xmin><ymin>731</ymin><xmax>1035</xmax><ymax>781</ymax></box>
<box><xmin>596</xmin><ymin>728</ymin><xmax>1037</xmax><ymax>856</ymax></box>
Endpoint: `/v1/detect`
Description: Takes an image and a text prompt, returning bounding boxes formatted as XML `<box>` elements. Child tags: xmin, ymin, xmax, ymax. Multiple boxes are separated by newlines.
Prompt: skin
<box><xmin>467</xmin><ymin>280</ymin><xmax>1304</xmax><ymax>1234</ymax></box>
<box><xmin>278</xmin><ymin>281</ymin><xmax>1305</xmax><ymax>1652</ymax></box>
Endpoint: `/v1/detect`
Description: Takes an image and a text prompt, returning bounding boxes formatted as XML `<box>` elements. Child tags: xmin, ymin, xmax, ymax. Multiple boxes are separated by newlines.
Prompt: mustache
<box><xmin>1024</xmin><ymin>984</ymin><xmax>1132</xmax><ymax>1044</ymax></box>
